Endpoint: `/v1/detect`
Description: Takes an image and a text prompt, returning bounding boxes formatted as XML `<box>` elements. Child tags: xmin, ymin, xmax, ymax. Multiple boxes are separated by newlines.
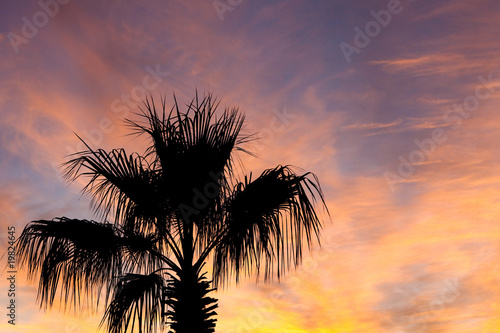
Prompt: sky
<box><xmin>1</xmin><ymin>0</ymin><xmax>500</xmax><ymax>332</ymax></box>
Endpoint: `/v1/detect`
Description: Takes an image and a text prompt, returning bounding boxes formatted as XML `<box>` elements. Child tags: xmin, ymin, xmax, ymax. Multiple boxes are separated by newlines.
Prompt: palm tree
<box><xmin>17</xmin><ymin>93</ymin><xmax>328</xmax><ymax>333</ymax></box>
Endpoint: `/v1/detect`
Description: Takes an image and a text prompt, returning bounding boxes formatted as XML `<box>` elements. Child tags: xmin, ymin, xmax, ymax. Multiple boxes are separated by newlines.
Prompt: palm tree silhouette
<box><xmin>17</xmin><ymin>93</ymin><xmax>328</xmax><ymax>333</ymax></box>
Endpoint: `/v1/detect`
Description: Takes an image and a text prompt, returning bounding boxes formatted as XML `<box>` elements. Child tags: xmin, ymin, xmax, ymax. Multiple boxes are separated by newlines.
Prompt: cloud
<box><xmin>369</xmin><ymin>54</ymin><xmax>471</xmax><ymax>76</ymax></box>
<box><xmin>343</xmin><ymin>118</ymin><xmax>403</xmax><ymax>130</ymax></box>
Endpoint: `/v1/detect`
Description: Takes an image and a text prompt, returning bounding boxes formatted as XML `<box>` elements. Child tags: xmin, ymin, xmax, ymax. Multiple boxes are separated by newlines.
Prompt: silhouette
<box><xmin>17</xmin><ymin>93</ymin><xmax>328</xmax><ymax>333</ymax></box>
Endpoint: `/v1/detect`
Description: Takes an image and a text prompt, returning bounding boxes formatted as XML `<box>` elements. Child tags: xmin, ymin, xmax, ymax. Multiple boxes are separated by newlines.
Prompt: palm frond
<box><xmin>213</xmin><ymin>165</ymin><xmax>327</xmax><ymax>287</ymax></box>
<box><xmin>17</xmin><ymin>218</ymin><xmax>167</xmax><ymax>311</ymax></box>
<box><xmin>101</xmin><ymin>272</ymin><xmax>166</xmax><ymax>333</ymax></box>
<box><xmin>17</xmin><ymin>218</ymin><xmax>124</xmax><ymax>310</ymax></box>
<box><xmin>120</xmin><ymin>229</ymin><xmax>166</xmax><ymax>274</ymax></box>
<box><xmin>62</xmin><ymin>142</ymin><xmax>176</xmax><ymax>238</ymax></box>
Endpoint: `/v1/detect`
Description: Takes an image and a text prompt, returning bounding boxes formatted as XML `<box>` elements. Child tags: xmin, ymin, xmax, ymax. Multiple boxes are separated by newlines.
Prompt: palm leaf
<box><xmin>101</xmin><ymin>272</ymin><xmax>166</xmax><ymax>333</ymax></box>
<box><xmin>17</xmin><ymin>218</ymin><xmax>124</xmax><ymax>310</ymax></box>
<box><xmin>62</xmin><ymin>142</ymin><xmax>178</xmax><ymax>241</ymax></box>
<box><xmin>17</xmin><ymin>218</ymin><xmax>164</xmax><ymax>311</ymax></box>
<box><xmin>213</xmin><ymin>165</ymin><xmax>327</xmax><ymax>287</ymax></box>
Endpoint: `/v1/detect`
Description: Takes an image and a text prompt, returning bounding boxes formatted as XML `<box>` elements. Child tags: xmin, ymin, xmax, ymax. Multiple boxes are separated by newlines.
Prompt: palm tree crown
<box><xmin>18</xmin><ymin>93</ymin><xmax>328</xmax><ymax>333</ymax></box>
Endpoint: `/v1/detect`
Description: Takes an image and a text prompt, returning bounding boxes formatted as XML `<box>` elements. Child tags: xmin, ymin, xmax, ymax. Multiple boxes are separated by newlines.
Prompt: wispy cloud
<box><xmin>370</xmin><ymin>54</ymin><xmax>470</xmax><ymax>76</ymax></box>
<box><xmin>343</xmin><ymin>118</ymin><xmax>403</xmax><ymax>130</ymax></box>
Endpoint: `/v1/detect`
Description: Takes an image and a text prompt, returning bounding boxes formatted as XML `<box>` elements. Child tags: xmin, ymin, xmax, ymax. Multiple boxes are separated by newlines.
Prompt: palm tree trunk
<box><xmin>165</xmin><ymin>266</ymin><xmax>218</xmax><ymax>333</ymax></box>
<box><xmin>165</xmin><ymin>227</ymin><xmax>218</xmax><ymax>333</ymax></box>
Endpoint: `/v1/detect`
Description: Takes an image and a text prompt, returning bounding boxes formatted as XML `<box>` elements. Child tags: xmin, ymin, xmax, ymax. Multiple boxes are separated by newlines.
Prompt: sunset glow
<box><xmin>2</xmin><ymin>1</ymin><xmax>500</xmax><ymax>332</ymax></box>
